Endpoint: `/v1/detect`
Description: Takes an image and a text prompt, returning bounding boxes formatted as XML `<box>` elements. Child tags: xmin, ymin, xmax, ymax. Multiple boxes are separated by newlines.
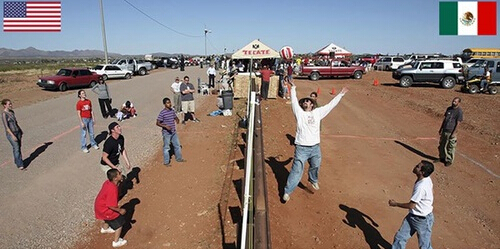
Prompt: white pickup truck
<box><xmin>111</xmin><ymin>58</ymin><xmax>153</xmax><ymax>76</ymax></box>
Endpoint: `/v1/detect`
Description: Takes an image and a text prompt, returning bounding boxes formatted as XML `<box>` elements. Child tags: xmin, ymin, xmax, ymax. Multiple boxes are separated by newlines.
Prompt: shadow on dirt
<box><xmin>94</xmin><ymin>131</ymin><xmax>108</xmax><ymax>145</ymax></box>
<box><xmin>23</xmin><ymin>142</ymin><xmax>53</xmax><ymax>168</ymax></box>
<box><xmin>286</xmin><ymin>134</ymin><xmax>295</xmax><ymax>146</ymax></box>
<box><xmin>339</xmin><ymin>204</ymin><xmax>392</xmax><ymax>249</ymax></box>
<box><xmin>120</xmin><ymin>198</ymin><xmax>141</xmax><ymax>238</ymax></box>
<box><xmin>265</xmin><ymin>155</ymin><xmax>309</xmax><ymax>203</ymax></box>
<box><xmin>394</xmin><ymin>140</ymin><xmax>439</xmax><ymax>162</ymax></box>
<box><xmin>119</xmin><ymin>167</ymin><xmax>141</xmax><ymax>200</ymax></box>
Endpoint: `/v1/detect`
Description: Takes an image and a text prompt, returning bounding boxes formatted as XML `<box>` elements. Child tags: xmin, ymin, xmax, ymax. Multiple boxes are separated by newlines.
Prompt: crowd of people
<box><xmin>1</xmin><ymin>58</ymin><xmax>465</xmax><ymax>248</ymax></box>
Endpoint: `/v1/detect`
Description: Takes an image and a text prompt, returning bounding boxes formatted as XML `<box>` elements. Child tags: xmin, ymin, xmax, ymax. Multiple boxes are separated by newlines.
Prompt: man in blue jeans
<box><xmin>156</xmin><ymin>97</ymin><xmax>186</xmax><ymax>167</ymax></box>
<box><xmin>389</xmin><ymin>160</ymin><xmax>435</xmax><ymax>249</ymax></box>
<box><xmin>282</xmin><ymin>81</ymin><xmax>348</xmax><ymax>202</ymax></box>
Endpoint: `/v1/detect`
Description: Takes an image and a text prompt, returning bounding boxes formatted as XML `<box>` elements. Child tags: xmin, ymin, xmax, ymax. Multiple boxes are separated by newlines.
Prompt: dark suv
<box><xmin>37</xmin><ymin>68</ymin><xmax>100</xmax><ymax>91</ymax></box>
<box><xmin>392</xmin><ymin>59</ymin><xmax>464</xmax><ymax>89</ymax></box>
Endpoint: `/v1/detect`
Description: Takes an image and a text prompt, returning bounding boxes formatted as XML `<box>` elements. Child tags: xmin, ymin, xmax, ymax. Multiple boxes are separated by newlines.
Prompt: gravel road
<box><xmin>0</xmin><ymin>66</ymin><xmax>209</xmax><ymax>248</ymax></box>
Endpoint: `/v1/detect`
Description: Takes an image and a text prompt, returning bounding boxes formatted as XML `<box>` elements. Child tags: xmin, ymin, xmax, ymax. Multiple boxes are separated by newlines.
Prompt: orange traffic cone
<box><xmin>317</xmin><ymin>87</ymin><xmax>321</xmax><ymax>95</ymax></box>
<box><xmin>330</xmin><ymin>87</ymin><xmax>336</xmax><ymax>95</ymax></box>
<box><xmin>373</xmin><ymin>79</ymin><xmax>379</xmax><ymax>86</ymax></box>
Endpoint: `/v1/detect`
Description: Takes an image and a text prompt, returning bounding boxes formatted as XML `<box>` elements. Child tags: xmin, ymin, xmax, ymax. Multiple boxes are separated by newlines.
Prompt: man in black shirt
<box><xmin>438</xmin><ymin>97</ymin><xmax>463</xmax><ymax>167</ymax></box>
<box><xmin>100</xmin><ymin>122</ymin><xmax>132</xmax><ymax>176</ymax></box>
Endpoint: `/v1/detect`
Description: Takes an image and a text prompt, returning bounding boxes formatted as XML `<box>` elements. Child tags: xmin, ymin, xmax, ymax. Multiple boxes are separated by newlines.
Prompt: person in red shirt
<box><xmin>259</xmin><ymin>65</ymin><xmax>274</xmax><ymax>100</ymax></box>
<box><xmin>76</xmin><ymin>90</ymin><xmax>98</xmax><ymax>153</ymax></box>
<box><xmin>94</xmin><ymin>169</ymin><xmax>128</xmax><ymax>248</ymax></box>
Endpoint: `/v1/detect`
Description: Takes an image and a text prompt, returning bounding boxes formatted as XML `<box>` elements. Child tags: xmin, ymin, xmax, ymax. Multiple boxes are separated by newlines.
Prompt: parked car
<box><xmin>392</xmin><ymin>58</ymin><xmax>464</xmax><ymax>89</ymax></box>
<box><xmin>37</xmin><ymin>68</ymin><xmax>100</xmax><ymax>91</ymax></box>
<box><xmin>461</xmin><ymin>58</ymin><xmax>500</xmax><ymax>94</ymax></box>
<box><xmin>373</xmin><ymin>56</ymin><xmax>406</xmax><ymax>71</ymax></box>
<box><xmin>89</xmin><ymin>64</ymin><xmax>132</xmax><ymax>80</ymax></box>
<box><xmin>464</xmin><ymin>58</ymin><xmax>481</xmax><ymax>67</ymax></box>
<box><xmin>466</xmin><ymin>58</ymin><xmax>500</xmax><ymax>81</ymax></box>
<box><xmin>299</xmin><ymin>60</ymin><xmax>366</xmax><ymax>81</ymax></box>
<box><xmin>111</xmin><ymin>58</ymin><xmax>152</xmax><ymax>76</ymax></box>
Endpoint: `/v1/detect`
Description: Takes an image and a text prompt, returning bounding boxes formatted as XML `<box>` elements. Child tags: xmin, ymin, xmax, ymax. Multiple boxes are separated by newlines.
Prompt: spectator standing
<box><xmin>287</xmin><ymin>63</ymin><xmax>294</xmax><ymax>81</ymax></box>
<box><xmin>259</xmin><ymin>65</ymin><xmax>274</xmax><ymax>100</ymax></box>
<box><xmin>170</xmin><ymin>77</ymin><xmax>182</xmax><ymax>114</ymax></box>
<box><xmin>282</xmin><ymin>82</ymin><xmax>348</xmax><ymax>202</ymax></box>
<box><xmin>309</xmin><ymin>91</ymin><xmax>320</xmax><ymax>107</ymax></box>
<box><xmin>76</xmin><ymin>90</ymin><xmax>99</xmax><ymax>153</ymax></box>
<box><xmin>179</xmin><ymin>76</ymin><xmax>200</xmax><ymax>124</ymax></box>
<box><xmin>2</xmin><ymin>99</ymin><xmax>25</xmax><ymax>170</ymax></box>
<box><xmin>94</xmin><ymin>169</ymin><xmax>128</xmax><ymax>248</ymax></box>
<box><xmin>282</xmin><ymin>75</ymin><xmax>291</xmax><ymax>102</ymax></box>
<box><xmin>92</xmin><ymin>76</ymin><xmax>113</xmax><ymax>118</ymax></box>
<box><xmin>389</xmin><ymin>160</ymin><xmax>435</xmax><ymax>249</ymax></box>
<box><xmin>207</xmin><ymin>64</ymin><xmax>217</xmax><ymax>90</ymax></box>
<box><xmin>156</xmin><ymin>97</ymin><xmax>186</xmax><ymax>167</ymax></box>
<box><xmin>179</xmin><ymin>55</ymin><xmax>185</xmax><ymax>71</ymax></box>
<box><xmin>100</xmin><ymin>122</ymin><xmax>132</xmax><ymax>176</ymax></box>
<box><xmin>438</xmin><ymin>97</ymin><xmax>463</xmax><ymax>167</ymax></box>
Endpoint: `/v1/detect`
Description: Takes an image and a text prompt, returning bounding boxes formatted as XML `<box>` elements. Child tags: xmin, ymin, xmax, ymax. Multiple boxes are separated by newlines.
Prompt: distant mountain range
<box><xmin>0</xmin><ymin>47</ymin><xmax>179</xmax><ymax>59</ymax></box>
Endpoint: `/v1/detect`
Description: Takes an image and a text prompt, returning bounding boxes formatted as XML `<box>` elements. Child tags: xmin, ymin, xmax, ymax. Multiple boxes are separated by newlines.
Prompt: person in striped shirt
<box><xmin>156</xmin><ymin>97</ymin><xmax>186</xmax><ymax>167</ymax></box>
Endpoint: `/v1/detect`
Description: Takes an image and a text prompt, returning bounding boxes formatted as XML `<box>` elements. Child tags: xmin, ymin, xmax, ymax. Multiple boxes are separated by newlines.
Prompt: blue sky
<box><xmin>1</xmin><ymin>0</ymin><xmax>499</xmax><ymax>56</ymax></box>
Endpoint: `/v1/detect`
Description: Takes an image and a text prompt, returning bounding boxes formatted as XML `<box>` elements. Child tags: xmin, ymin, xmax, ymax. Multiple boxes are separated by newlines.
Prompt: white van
<box><xmin>374</xmin><ymin>56</ymin><xmax>406</xmax><ymax>71</ymax></box>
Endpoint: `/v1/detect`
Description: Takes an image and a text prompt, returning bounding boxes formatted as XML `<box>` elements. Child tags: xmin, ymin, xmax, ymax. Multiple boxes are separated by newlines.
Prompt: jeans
<box><xmin>208</xmin><ymin>74</ymin><xmax>215</xmax><ymax>88</ymax></box>
<box><xmin>6</xmin><ymin>132</ymin><xmax>23</xmax><ymax>168</ymax></box>
<box><xmin>98</xmin><ymin>98</ymin><xmax>113</xmax><ymax>118</ymax></box>
<box><xmin>261</xmin><ymin>81</ymin><xmax>269</xmax><ymax>99</ymax></box>
<box><xmin>80</xmin><ymin>118</ymin><xmax>97</xmax><ymax>150</ymax></box>
<box><xmin>392</xmin><ymin>212</ymin><xmax>434</xmax><ymax>249</ymax></box>
<box><xmin>438</xmin><ymin>132</ymin><xmax>457</xmax><ymax>164</ymax></box>
<box><xmin>284</xmin><ymin>144</ymin><xmax>321</xmax><ymax>195</ymax></box>
<box><xmin>162</xmin><ymin>130</ymin><xmax>183</xmax><ymax>164</ymax></box>
<box><xmin>480</xmin><ymin>79</ymin><xmax>489</xmax><ymax>90</ymax></box>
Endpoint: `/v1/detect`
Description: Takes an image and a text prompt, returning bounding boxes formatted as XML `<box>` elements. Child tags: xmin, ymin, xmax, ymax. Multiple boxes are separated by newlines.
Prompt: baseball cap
<box><xmin>108</xmin><ymin>122</ymin><xmax>119</xmax><ymax>133</ymax></box>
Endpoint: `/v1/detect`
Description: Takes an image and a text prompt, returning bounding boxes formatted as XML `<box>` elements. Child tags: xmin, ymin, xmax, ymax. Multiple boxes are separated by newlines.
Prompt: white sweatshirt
<box><xmin>291</xmin><ymin>86</ymin><xmax>345</xmax><ymax>146</ymax></box>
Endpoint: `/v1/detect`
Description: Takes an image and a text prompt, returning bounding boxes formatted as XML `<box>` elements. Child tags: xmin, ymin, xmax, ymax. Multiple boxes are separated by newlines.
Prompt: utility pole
<box><xmin>99</xmin><ymin>0</ymin><xmax>108</xmax><ymax>64</ymax></box>
<box><xmin>204</xmin><ymin>28</ymin><xmax>211</xmax><ymax>62</ymax></box>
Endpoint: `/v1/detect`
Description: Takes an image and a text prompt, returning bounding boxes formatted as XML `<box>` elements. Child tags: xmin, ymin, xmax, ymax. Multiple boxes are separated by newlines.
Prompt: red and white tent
<box><xmin>315</xmin><ymin>43</ymin><xmax>352</xmax><ymax>58</ymax></box>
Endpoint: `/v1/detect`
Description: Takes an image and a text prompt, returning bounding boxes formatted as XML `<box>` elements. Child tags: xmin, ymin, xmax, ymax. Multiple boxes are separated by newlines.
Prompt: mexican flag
<box><xmin>439</xmin><ymin>1</ymin><xmax>497</xmax><ymax>35</ymax></box>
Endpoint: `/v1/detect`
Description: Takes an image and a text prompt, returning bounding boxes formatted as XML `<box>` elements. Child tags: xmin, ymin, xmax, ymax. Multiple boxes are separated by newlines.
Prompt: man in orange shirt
<box><xmin>259</xmin><ymin>65</ymin><xmax>274</xmax><ymax>100</ymax></box>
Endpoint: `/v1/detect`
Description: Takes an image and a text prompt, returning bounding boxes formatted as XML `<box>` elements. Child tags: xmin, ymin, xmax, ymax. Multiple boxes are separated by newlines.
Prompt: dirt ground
<box><xmin>2</xmin><ymin>69</ymin><xmax>499</xmax><ymax>249</ymax></box>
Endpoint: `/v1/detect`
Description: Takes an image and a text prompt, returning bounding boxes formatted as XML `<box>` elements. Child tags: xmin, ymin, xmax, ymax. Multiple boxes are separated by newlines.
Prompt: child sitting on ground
<box><xmin>116</xmin><ymin>101</ymin><xmax>137</xmax><ymax>121</ymax></box>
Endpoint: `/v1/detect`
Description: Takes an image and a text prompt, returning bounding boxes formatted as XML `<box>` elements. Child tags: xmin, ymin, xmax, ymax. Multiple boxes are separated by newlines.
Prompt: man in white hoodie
<box><xmin>283</xmin><ymin>81</ymin><xmax>348</xmax><ymax>202</ymax></box>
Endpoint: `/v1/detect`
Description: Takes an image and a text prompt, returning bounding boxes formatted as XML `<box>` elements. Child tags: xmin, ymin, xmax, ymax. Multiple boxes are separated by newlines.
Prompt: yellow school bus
<box><xmin>462</xmin><ymin>48</ymin><xmax>500</xmax><ymax>61</ymax></box>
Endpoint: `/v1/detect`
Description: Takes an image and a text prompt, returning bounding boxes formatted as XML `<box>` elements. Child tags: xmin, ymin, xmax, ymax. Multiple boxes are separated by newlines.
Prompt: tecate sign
<box><xmin>242</xmin><ymin>49</ymin><xmax>271</xmax><ymax>55</ymax></box>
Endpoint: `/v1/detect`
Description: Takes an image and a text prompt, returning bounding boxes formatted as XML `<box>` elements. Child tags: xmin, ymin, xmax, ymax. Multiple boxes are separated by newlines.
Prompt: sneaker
<box><xmin>283</xmin><ymin>193</ymin><xmax>290</xmax><ymax>202</ymax></box>
<box><xmin>310</xmin><ymin>182</ymin><xmax>320</xmax><ymax>190</ymax></box>
<box><xmin>193</xmin><ymin>118</ymin><xmax>201</xmax><ymax>122</ymax></box>
<box><xmin>93</xmin><ymin>145</ymin><xmax>99</xmax><ymax>150</ymax></box>
<box><xmin>100</xmin><ymin>227</ymin><xmax>115</xmax><ymax>234</ymax></box>
<box><xmin>112</xmin><ymin>238</ymin><xmax>127</xmax><ymax>248</ymax></box>
<box><xmin>445</xmin><ymin>162</ymin><xmax>452</xmax><ymax>167</ymax></box>
<box><xmin>181</xmin><ymin>120</ymin><xmax>186</xmax><ymax>125</ymax></box>
<box><xmin>164</xmin><ymin>163</ymin><xmax>172</xmax><ymax>167</ymax></box>
<box><xmin>82</xmin><ymin>148</ymin><xmax>89</xmax><ymax>153</ymax></box>
<box><xmin>177</xmin><ymin>159</ymin><xmax>187</xmax><ymax>163</ymax></box>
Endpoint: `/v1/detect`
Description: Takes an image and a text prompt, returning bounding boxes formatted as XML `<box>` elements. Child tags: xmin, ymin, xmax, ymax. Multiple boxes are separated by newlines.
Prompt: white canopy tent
<box><xmin>316</xmin><ymin>43</ymin><xmax>352</xmax><ymax>58</ymax></box>
<box><xmin>231</xmin><ymin>39</ymin><xmax>280</xmax><ymax>59</ymax></box>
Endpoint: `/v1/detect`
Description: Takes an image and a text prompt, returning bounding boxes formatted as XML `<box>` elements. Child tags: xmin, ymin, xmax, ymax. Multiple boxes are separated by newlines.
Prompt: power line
<box><xmin>122</xmin><ymin>0</ymin><xmax>203</xmax><ymax>38</ymax></box>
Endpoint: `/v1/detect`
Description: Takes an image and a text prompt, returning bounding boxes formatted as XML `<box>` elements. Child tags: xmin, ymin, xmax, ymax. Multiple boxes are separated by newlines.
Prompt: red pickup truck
<box><xmin>299</xmin><ymin>60</ymin><xmax>366</xmax><ymax>81</ymax></box>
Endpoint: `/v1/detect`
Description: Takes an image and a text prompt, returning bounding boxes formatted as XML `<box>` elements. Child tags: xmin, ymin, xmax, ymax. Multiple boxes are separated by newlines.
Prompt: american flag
<box><xmin>3</xmin><ymin>1</ymin><xmax>61</xmax><ymax>32</ymax></box>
